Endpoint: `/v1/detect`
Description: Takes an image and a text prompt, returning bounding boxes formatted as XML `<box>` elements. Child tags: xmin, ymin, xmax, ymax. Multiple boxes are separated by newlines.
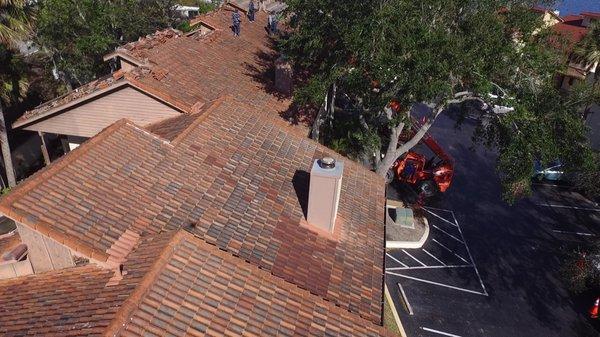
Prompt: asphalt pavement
<box><xmin>385</xmin><ymin>113</ymin><xmax>600</xmax><ymax>337</ymax></box>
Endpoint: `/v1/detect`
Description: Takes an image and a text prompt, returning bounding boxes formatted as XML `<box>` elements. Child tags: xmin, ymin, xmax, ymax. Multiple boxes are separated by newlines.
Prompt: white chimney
<box><xmin>307</xmin><ymin>157</ymin><xmax>344</xmax><ymax>233</ymax></box>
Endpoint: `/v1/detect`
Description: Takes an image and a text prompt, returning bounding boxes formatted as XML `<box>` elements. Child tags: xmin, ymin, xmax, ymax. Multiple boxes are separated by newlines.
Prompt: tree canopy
<box><xmin>280</xmin><ymin>0</ymin><xmax>597</xmax><ymax>201</ymax></box>
<box><xmin>36</xmin><ymin>0</ymin><xmax>177</xmax><ymax>86</ymax></box>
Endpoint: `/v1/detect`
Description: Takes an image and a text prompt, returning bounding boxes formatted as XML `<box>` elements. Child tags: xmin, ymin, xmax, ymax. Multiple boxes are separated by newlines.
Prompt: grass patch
<box><xmin>384</xmin><ymin>295</ymin><xmax>402</xmax><ymax>336</ymax></box>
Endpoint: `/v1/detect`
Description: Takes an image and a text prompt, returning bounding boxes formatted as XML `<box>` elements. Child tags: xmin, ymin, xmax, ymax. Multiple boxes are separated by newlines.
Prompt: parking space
<box><xmin>386</xmin><ymin>207</ymin><xmax>487</xmax><ymax>337</ymax></box>
<box><xmin>386</xmin><ymin>207</ymin><xmax>486</xmax><ymax>296</ymax></box>
<box><xmin>531</xmin><ymin>183</ymin><xmax>600</xmax><ymax>239</ymax></box>
<box><xmin>384</xmin><ymin>114</ymin><xmax>600</xmax><ymax>337</ymax></box>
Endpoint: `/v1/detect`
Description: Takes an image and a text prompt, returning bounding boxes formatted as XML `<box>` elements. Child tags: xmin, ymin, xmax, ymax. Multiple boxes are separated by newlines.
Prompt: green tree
<box><xmin>0</xmin><ymin>0</ymin><xmax>31</xmax><ymax>187</ymax></box>
<box><xmin>280</xmin><ymin>0</ymin><xmax>594</xmax><ymax>201</ymax></box>
<box><xmin>36</xmin><ymin>0</ymin><xmax>176</xmax><ymax>87</ymax></box>
<box><xmin>0</xmin><ymin>0</ymin><xmax>30</xmax><ymax>48</ymax></box>
<box><xmin>574</xmin><ymin>21</ymin><xmax>600</xmax><ymax>73</ymax></box>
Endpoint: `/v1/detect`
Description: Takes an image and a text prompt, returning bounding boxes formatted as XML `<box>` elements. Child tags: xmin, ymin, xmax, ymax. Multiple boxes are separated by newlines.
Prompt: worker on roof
<box><xmin>232</xmin><ymin>9</ymin><xmax>241</xmax><ymax>36</ymax></box>
<box><xmin>248</xmin><ymin>0</ymin><xmax>256</xmax><ymax>22</ymax></box>
<box><xmin>268</xmin><ymin>11</ymin><xmax>278</xmax><ymax>35</ymax></box>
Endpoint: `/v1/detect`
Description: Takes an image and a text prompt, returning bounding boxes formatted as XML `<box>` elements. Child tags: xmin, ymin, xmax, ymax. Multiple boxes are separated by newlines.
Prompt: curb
<box><xmin>384</xmin><ymin>284</ymin><xmax>408</xmax><ymax>337</ymax></box>
<box><xmin>386</xmin><ymin>217</ymin><xmax>430</xmax><ymax>249</ymax></box>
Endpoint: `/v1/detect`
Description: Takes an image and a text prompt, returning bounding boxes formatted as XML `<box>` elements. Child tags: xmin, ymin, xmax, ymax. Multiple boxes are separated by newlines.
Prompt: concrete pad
<box><xmin>386</xmin><ymin>200</ymin><xmax>430</xmax><ymax>249</ymax></box>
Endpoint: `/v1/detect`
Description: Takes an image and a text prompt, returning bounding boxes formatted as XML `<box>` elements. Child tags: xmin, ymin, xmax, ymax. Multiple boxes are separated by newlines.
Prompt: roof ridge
<box><xmin>102</xmin><ymin>230</ymin><xmax>184</xmax><ymax>337</ymax></box>
<box><xmin>0</xmin><ymin>264</ymin><xmax>104</xmax><ymax>286</ymax></box>
<box><xmin>125</xmin><ymin>72</ymin><xmax>192</xmax><ymax>113</ymax></box>
<box><xmin>170</xmin><ymin>95</ymin><xmax>231</xmax><ymax>145</ymax></box>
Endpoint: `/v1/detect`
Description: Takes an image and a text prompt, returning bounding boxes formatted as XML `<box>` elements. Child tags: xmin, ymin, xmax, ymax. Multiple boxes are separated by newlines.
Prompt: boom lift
<box><xmin>385</xmin><ymin>118</ymin><xmax>454</xmax><ymax>198</ymax></box>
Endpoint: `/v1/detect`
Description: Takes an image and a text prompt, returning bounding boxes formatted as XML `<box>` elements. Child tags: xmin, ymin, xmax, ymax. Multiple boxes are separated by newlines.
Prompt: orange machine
<box><xmin>385</xmin><ymin>117</ymin><xmax>454</xmax><ymax>197</ymax></box>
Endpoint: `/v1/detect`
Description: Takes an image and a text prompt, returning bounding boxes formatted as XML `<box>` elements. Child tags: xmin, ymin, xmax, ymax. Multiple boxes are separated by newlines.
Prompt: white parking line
<box><xmin>431</xmin><ymin>224</ymin><xmax>464</xmax><ymax>243</ymax></box>
<box><xmin>421</xmin><ymin>327</ymin><xmax>463</xmax><ymax>337</ymax></box>
<box><xmin>536</xmin><ymin>204</ymin><xmax>600</xmax><ymax>212</ymax></box>
<box><xmin>398</xmin><ymin>283</ymin><xmax>413</xmax><ymax>315</ymax></box>
<box><xmin>386</xmin><ymin>271</ymin><xmax>488</xmax><ymax>296</ymax></box>
<box><xmin>386</xmin><ymin>253</ymin><xmax>408</xmax><ymax>268</ymax></box>
<box><xmin>423</xmin><ymin>206</ymin><xmax>454</xmax><ymax>212</ymax></box>
<box><xmin>432</xmin><ymin>239</ymin><xmax>470</xmax><ymax>264</ymax></box>
<box><xmin>422</xmin><ymin>248</ymin><xmax>446</xmax><ymax>266</ymax></box>
<box><xmin>451</xmin><ymin>211</ymin><xmax>488</xmax><ymax>296</ymax></box>
<box><xmin>532</xmin><ymin>182</ymin><xmax>576</xmax><ymax>189</ymax></box>
<box><xmin>423</xmin><ymin>208</ymin><xmax>459</xmax><ymax>227</ymax></box>
<box><xmin>402</xmin><ymin>249</ymin><xmax>426</xmax><ymax>266</ymax></box>
<box><xmin>552</xmin><ymin>229</ymin><xmax>595</xmax><ymax>236</ymax></box>
<box><xmin>386</xmin><ymin>264</ymin><xmax>472</xmax><ymax>271</ymax></box>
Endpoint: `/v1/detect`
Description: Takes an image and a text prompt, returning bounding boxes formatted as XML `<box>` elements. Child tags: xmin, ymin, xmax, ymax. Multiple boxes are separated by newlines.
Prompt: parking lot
<box><xmin>386</xmin><ymin>114</ymin><xmax>600</xmax><ymax>337</ymax></box>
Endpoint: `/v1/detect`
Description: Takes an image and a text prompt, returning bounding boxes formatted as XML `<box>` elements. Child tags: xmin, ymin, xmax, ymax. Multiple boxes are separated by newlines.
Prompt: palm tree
<box><xmin>573</xmin><ymin>22</ymin><xmax>600</xmax><ymax>120</ymax></box>
<box><xmin>0</xmin><ymin>0</ymin><xmax>30</xmax><ymax>188</ymax></box>
<box><xmin>574</xmin><ymin>21</ymin><xmax>600</xmax><ymax>85</ymax></box>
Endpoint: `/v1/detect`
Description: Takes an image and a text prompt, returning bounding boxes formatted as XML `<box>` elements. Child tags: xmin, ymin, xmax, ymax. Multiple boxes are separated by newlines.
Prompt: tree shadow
<box><xmin>242</xmin><ymin>39</ymin><xmax>314</xmax><ymax>127</ymax></box>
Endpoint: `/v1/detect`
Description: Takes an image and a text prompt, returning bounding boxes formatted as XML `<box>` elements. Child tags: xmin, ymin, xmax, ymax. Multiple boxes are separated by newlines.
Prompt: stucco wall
<box><xmin>23</xmin><ymin>86</ymin><xmax>180</xmax><ymax>138</ymax></box>
<box><xmin>16</xmin><ymin>223</ymin><xmax>74</xmax><ymax>273</ymax></box>
<box><xmin>0</xmin><ymin>259</ymin><xmax>33</xmax><ymax>280</ymax></box>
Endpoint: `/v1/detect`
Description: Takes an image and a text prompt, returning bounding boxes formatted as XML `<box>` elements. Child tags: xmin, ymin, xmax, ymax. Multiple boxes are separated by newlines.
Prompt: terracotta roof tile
<box><xmin>1</xmin><ymin>5</ymin><xmax>388</xmax><ymax>333</ymax></box>
<box><xmin>17</xmin><ymin>8</ymin><xmax>294</xmax><ymax>133</ymax></box>
<box><xmin>0</xmin><ymin>94</ymin><xmax>386</xmax><ymax>323</ymax></box>
<box><xmin>581</xmin><ymin>12</ymin><xmax>600</xmax><ymax>19</ymax></box>
<box><xmin>109</xmin><ymin>231</ymin><xmax>393</xmax><ymax>337</ymax></box>
<box><xmin>0</xmin><ymin>231</ymin><xmax>176</xmax><ymax>336</ymax></box>
<box><xmin>552</xmin><ymin>22</ymin><xmax>589</xmax><ymax>51</ymax></box>
<box><xmin>561</xmin><ymin>14</ymin><xmax>584</xmax><ymax>25</ymax></box>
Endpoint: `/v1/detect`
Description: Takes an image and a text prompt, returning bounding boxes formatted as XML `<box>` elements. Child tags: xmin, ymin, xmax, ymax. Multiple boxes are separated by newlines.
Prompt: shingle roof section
<box><xmin>0</xmin><ymin>93</ymin><xmax>386</xmax><ymax>323</ymax></box>
<box><xmin>0</xmin><ymin>231</ymin><xmax>177</xmax><ymax>337</ymax></box>
<box><xmin>110</xmin><ymin>231</ymin><xmax>393</xmax><ymax>337</ymax></box>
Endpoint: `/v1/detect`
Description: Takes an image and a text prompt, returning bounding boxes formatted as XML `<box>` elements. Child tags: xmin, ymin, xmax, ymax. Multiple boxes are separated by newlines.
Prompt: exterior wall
<box><xmin>120</xmin><ymin>59</ymin><xmax>136</xmax><ymax>72</ymax></box>
<box><xmin>16</xmin><ymin>223</ymin><xmax>74</xmax><ymax>273</ymax></box>
<box><xmin>542</xmin><ymin>12</ymin><xmax>561</xmax><ymax>27</ymax></box>
<box><xmin>0</xmin><ymin>259</ymin><xmax>33</xmax><ymax>279</ymax></box>
<box><xmin>23</xmin><ymin>86</ymin><xmax>180</xmax><ymax>138</ymax></box>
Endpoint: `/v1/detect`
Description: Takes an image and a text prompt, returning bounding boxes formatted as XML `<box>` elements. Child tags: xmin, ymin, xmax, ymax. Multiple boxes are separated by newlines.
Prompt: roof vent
<box><xmin>307</xmin><ymin>157</ymin><xmax>344</xmax><ymax>233</ymax></box>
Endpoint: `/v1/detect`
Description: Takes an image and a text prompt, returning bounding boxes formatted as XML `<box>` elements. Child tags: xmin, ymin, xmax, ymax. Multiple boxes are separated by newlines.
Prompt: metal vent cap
<box><xmin>318</xmin><ymin>157</ymin><xmax>336</xmax><ymax>169</ymax></box>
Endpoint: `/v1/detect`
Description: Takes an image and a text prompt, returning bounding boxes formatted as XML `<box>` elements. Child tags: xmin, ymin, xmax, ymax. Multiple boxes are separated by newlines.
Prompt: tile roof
<box><xmin>123</xmin><ymin>8</ymin><xmax>290</xmax><ymax>121</ymax></box>
<box><xmin>16</xmin><ymin>7</ymin><xmax>293</xmax><ymax>132</ymax></box>
<box><xmin>108</xmin><ymin>230</ymin><xmax>393</xmax><ymax>337</ymax></box>
<box><xmin>561</xmin><ymin>14</ymin><xmax>584</xmax><ymax>25</ymax></box>
<box><xmin>0</xmin><ymin>5</ymin><xmax>388</xmax><ymax>334</ymax></box>
<box><xmin>0</xmin><ymin>93</ymin><xmax>386</xmax><ymax>324</ymax></box>
<box><xmin>0</xmin><ymin>231</ymin><xmax>177</xmax><ymax>337</ymax></box>
<box><xmin>581</xmin><ymin>12</ymin><xmax>600</xmax><ymax>19</ymax></box>
<box><xmin>551</xmin><ymin>22</ymin><xmax>589</xmax><ymax>52</ymax></box>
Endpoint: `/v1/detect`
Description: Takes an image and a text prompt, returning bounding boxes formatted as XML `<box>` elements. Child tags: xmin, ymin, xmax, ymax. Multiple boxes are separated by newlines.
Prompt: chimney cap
<box><xmin>318</xmin><ymin>157</ymin><xmax>336</xmax><ymax>169</ymax></box>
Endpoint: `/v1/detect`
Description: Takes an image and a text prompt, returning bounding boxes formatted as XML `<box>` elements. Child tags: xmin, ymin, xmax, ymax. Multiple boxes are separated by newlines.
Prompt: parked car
<box><xmin>534</xmin><ymin>160</ymin><xmax>564</xmax><ymax>181</ymax></box>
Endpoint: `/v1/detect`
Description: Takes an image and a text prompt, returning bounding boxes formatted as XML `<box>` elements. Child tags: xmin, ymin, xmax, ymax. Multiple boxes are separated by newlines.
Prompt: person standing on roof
<box><xmin>258</xmin><ymin>0</ymin><xmax>266</xmax><ymax>13</ymax></box>
<box><xmin>268</xmin><ymin>12</ymin><xmax>278</xmax><ymax>35</ymax></box>
<box><xmin>232</xmin><ymin>9</ymin><xmax>241</xmax><ymax>36</ymax></box>
<box><xmin>248</xmin><ymin>0</ymin><xmax>256</xmax><ymax>22</ymax></box>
